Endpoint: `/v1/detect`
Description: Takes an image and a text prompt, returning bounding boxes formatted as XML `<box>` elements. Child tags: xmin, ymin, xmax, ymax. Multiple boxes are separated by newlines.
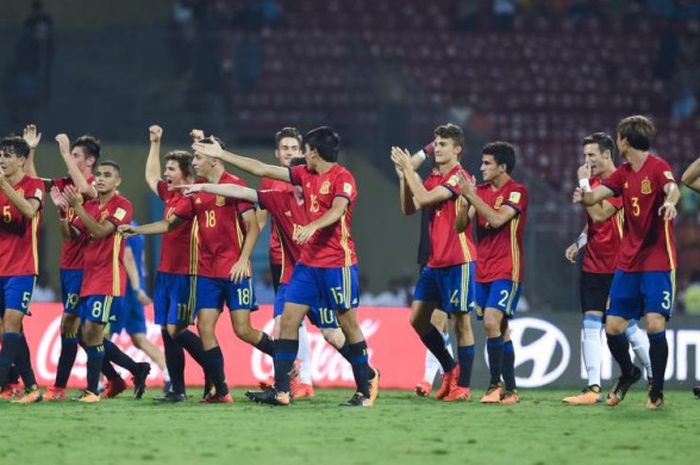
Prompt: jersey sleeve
<box><xmin>332</xmin><ymin>171</ymin><xmax>357</xmax><ymax>204</ymax></box>
<box><xmin>289</xmin><ymin>165</ymin><xmax>307</xmax><ymax>186</ymax></box>
<box><xmin>259</xmin><ymin>177</ymin><xmax>274</xmax><ymax>190</ymax></box>
<box><xmin>156</xmin><ymin>179</ymin><xmax>171</xmax><ymax>201</ymax></box>
<box><xmin>106</xmin><ymin>198</ymin><xmax>132</xmax><ymax>227</ymax></box>
<box><xmin>172</xmin><ymin>195</ymin><xmax>195</xmax><ymax>220</ymax></box>
<box><xmin>257</xmin><ymin>189</ymin><xmax>287</xmax><ymax>215</ymax></box>
<box><xmin>606</xmin><ymin>195</ymin><xmax>623</xmax><ymax>210</ymax></box>
<box><xmin>503</xmin><ymin>185</ymin><xmax>528</xmax><ymax>214</ymax></box>
<box><xmin>601</xmin><ymin>166</ymin><xmax>626</xmax><ymax>196</ymax></box>
<box><xmin>25</xmin><ymin>178</ymin><xmax>45</xmax><ymax>208</ymax></box>
<box><xmin>654</xmin><ymin>158</ymin><xmax>676</xmax><ymax>189</ymax></box>
<box><xmin>439</xmin><ymin>170</ymin><xmax>462</xmax><ymax>198</ymax></box>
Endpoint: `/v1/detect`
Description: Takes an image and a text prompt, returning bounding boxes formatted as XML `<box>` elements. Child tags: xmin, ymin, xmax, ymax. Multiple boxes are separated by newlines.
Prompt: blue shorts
<box><xmin>81</xmin><ymin>295</ymin><xmax>118</xmax><ymax>325</ymax></box>
<box><xmin>607</xmin><ymin>270</ymin><xmax>675</xmax><ymax>320</ymax></box>
<box><xmin>0</xmin><ymin>275</ymin><xmax>36</xmax><ymax>317</ymax></box>
<box><xmin>110</xmin><ymin>288</ymin><xmax>147</xmax><ymax>335</ymax></box>
<box><xmin>154</xmin><ymin>272</ymin><xmax>193</xmax><ymax>326</ymax></box>
<box><xmin>275</xmin><ymin>283</ymin><xmax>339</xmax><ymax>329</ymax></box>
<box><xmin>475</xmin><ymin>280</ymin><xmax>522</xmax><ymax>320</ymax></box>
<box><xmin>413</xmin><ymin>263</ymin><xmax>476</xmax><ymax>314</ymax></box>
<box><xmin>285</xmin><ymin>264</ymin><xmax>359</xmax><ymax>313</ymax></box>
<box><xmin>60</xmin><ymin>269</ymin><xmax>83</xmax><ymax>316</ymax></box>
<box><xmin>193</xmin><ymin>276</ymin><xmax>258</xmax><ymax>315</ymax></box>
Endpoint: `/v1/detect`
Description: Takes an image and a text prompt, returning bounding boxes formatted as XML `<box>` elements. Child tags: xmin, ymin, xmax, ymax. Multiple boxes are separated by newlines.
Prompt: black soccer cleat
<box><xmin>606</xmin><ymin>365</ymin><xmax>642</xmax><ymax>406</ymax></box>
<box><xmin>245</xmin><ymin>388</ymin><xmax>290</xmax><ymax>406</ymax></box>
<box><xmin>340</xmin><ymin>392</ymin><xmax>373</xmax><ymax>407</ymax></box>
<box><xmin>154</xmin><ymin>391</ymin><xmax>187</xmax><ymax>403</ymax></box>
<box><xmin>132</xmin><ymin>362</ymin><xmax>151</xmax><ymax>400</ymax></box>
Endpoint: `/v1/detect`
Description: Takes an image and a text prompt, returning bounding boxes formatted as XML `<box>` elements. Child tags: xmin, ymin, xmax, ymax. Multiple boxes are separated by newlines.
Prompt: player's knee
<box><xmin>321</xmin><ymin>328</ymin><xmax>344</xmax><ymax>349</ymax></box>
<box><xmin>646</xmin><ymin>316</ymin><xmax>666</xmax><ymax>334</ymax></box>
<box><xmin>233</xmin><ymin>323</ymin><xmax>254</xmax><ymax>342</ymax></box>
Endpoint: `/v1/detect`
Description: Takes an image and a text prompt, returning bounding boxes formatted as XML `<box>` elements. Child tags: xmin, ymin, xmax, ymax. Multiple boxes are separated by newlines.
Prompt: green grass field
<box><xmin>1</xmin><ymin>388</ymin><xmax>697</xmax><ymax>465</ymax></box>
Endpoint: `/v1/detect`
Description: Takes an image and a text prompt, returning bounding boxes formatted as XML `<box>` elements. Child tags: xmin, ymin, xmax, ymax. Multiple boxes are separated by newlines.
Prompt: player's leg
<box><xmin>153</xmin><ymin>272</ymin><xmax>182</xmax><ymax>397</ymax></box>
<box><xmin>78</xmin><ymin>295</ymin><xmax>116</xmax><ymax>402</ymax></box>
<box><xmin>295</xmin><ymin>321</ymin><xmax>313</xmax><ymax>396</ymax></box>
<box><xmin>625</xmin><ymin>319</ymin><xmax>652</xmax><ymax>382</ymax></box>
<box><xmin>497</xmin><ymin>282</ymin><xmax>521</xmax><ymax>404</ymax></box>
<box><xmin>227</xmin><ymin>278</ymin><xmax>273</xmax><ymax>355</ymax></box>
<box><xmin>417</xmin><ymin>310</ymin><xmax>451</xmax><ymax>397</ymax></box>
<box><xmin>641</xmin><ymin>271</ymin><xmax>674</xmax><ymax>409</ymax></box>
<box><xmin>126</xmin><ymin>292</ymin><xmax>167</xmax><ymax>380</ymax></box>
<box><xmin>604</xmin><ymin>271</ymin><xmax>642</xmax><ymax>406</ymax></box>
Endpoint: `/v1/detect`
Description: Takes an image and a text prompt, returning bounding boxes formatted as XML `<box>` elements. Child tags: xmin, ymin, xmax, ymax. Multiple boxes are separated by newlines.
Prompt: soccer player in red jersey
<box><xmin>0</xmin><ymin>135</ymin><xmax>45</xmax><ymax>403</ymax></box>
<box><xmin>142</xmin><ymin>125</ymin><xmax>207</xmax><ymax>403</ymax></box>
<box><xmin>25</xmin><ymin>132</ymin><xmax>101</xmax><ymax>400</ymax></box>
<box><xmin>123</xmin><ymin>136</ymin><xmax>264</xmax><ymax>404</ymax></box>
<box><xmin>64</xmin><ymin>161</ymin><xmax>150</xmax><ymax>403</ymax></box>
<box><xmin>391</xmin><ymin>123</ymin><xmax>477</xmax><ymax>402</ymax></box>
<box><xmin>457</xmin><ymin>141</ymin><xmax>527</xmax><ymax>404</ymax></box>
<box><xmin>192</xmin><ymin>126</ymin><xmax>379</xmax><ymax>407</ymax></box>
<box><xmin>576</xmin><ymin>115</ymin><xmax>678</xmax><ymax>409</ymax></box>
<box><xmin>563</xmin><ymin>133</ymin><xmax>652</xmax><ymax>404</ymax></box>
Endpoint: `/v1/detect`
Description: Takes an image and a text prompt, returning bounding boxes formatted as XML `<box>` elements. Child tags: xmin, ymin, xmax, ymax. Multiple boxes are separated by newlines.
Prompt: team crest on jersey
<box><xmin>509</xmin><ymin>191</ymin><xmax>521</xmax><ymax>204</ymax></box>
<box><xmin>319</xmin><ymin>181</ymin><xmax>331</xmax><ymax>195</ymax></box>
<box><xmin>215</xmin><ymin>195</ymin><xmax>225</xmax><ymax>207</ymax></box>
<box><xmin>641</xmin><ymin>177</ymin><xmax>652</xmax><ymax>195</ymax></box>
<box><xmin>114</xmin><ymin>208</ymin><xmax>126</xmax><ymax>221</ymax></box>
<box><xmin>343</xmin><ymin>182</ymin><xmax>353</xmax><ymax>195</ymax></box>
<box><xmin>494</xmin><ymin>196</ymin><xmax>504</xmax><ymax>209</ymax></box>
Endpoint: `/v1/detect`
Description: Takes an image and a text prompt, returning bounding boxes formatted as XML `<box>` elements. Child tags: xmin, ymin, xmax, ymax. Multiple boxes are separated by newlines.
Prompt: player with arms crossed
<box><xmin>0</xmin><ymin>135</ymin><xmax>45</xmax><ymax>403</ymax></box>
<box><xmin>192</xmin><ymin>126</ymin><xmax>379</xmax><ymax>407</ymax></box>
<box><xmin>391</xmin><ymin>123</ymin><xmax>477</xmax><ymax>402</ymax></box>
<box><xmin>457</xmin><ymin>141</ymin><xmax>526</xmax><ymax>404</ymax></box>
<box><xmin>563</xmin><ymin>132</ymin><xmax>652</xmax><ymax>404</ymax></box>
<box><xmin>576</xmin><ymin>115</ymin><xmax>678</xmax><ymax>409</ymax></box>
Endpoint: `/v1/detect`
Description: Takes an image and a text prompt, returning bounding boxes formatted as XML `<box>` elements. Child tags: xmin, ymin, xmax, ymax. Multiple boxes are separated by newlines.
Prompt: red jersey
<box><xmin>257</xmin><ymin>189</ymin><xmax>307</xmax><ymax>284</ymax></box>
<box><xmin>54</xmin><ymin>175</ymin><xmax>95</xmax><ymax>270</ymax></box>
<box><xmin>259</xmin><ymin>177</ymin><xmax>293</xmax><ymax>265</ymax></box>
<box><xmin>0</xmin><ymin>175</ymin><xmax>44</xmax><ymax>276</ymax></box>
<box><xmin>602</xmin><ymin>154</ymin><xmax>677</xmax><ymax>272</ymax></box>
<box><xmin>173</xmin><ymin>171</ymin><xmax>255</xmax><ymax>279</ymax></box>
<box><xmin>156</xmin><ymin>180</ymin><xmax>195</xmax><ymax>275</ymax></box>
<box><xmin>72</xmin><ymin>194</ymin><xmax>132</xmax><ymax>296</ymax></box>
<box><xmin>475</xmin><ymin>179</ymin><xmax>528</xmax><ymax>282</ymax></box>
<box><xmin>424</xmin><ymin>164</ymin><xmax>477</xmax><ymax>268</ymax></box>
<box><xmin>289</xmin><ymin>164</ymin><xmax>358</xmax><ymax>268</ymax></box>
<box><xmin>582</xmin><ymin>176</ymin><xmax>624</xmax><ymax>274</ymax></box>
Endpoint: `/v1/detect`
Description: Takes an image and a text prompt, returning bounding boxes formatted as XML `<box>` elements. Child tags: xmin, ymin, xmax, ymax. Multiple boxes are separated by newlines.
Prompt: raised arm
<box><xmin>681</xmin><ymin>155</ymin><xmax>700</xmax><ymax>193</ymax></box>
<box><xmin>0</xmin><ymin>170</ymin><xmax>40</xmax><ymax>219</ymax></box>
<box><xmin>391</xmin><ymin>147</ymin><xmax>451</xmax><ymax>210</ymax></box>
<box><xmin>177</xmin><ymin>183</ymin><xmax>259</xmax><ymax>204</ymax></box>
<box><xmin>579</xmin><ymin>185</ymin><xmax>614</xmax><ymax>207</ymax></box>
<box><xmin>192</xmin><ymin>139</ymin><xmax>289</xmax><ymax>182</ymax></box>
<box><xmin>23</xmin><ymin>124</ymin><xmax>41</xmax><ymax>177</ymax></box>
<box><xmin>56</xmin><ymin>134</ymin><xmax>97</xmax><ymax>198</ymax></box>
<box><xmin>145</xmin><ymin>125</ymin><xmax>163</xmax><ymax>194</ymax></box>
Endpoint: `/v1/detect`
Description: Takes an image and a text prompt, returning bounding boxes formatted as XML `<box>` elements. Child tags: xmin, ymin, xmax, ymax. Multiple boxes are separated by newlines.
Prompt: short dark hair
<box><xmin>289</xmin><ymin>157</ymin><xmax>307</xmax><ymax>167</ymax></box>
<box><xmin>71</xmin><ymin>135</ymin><xmax>101</xmax><ymax>162</ymax></box>
<box><xmin>200</xmin><ymin>136</ymin><xmax>227</xmax><ymax>151</ymax></box>
<box><xmin>303</xmin><ymin>126</ymin><xmax>340</xmax><ymax>162</ymax></box>
<box><xmin>0</xmin><ymin>135</ymin><xmax>30</xmax><ymax>158</ymax></box>
<box><xmin>617</xmin><ymin>115</ymin><xmax>655</xmax><ymax>151</ymax></box>
<box><xmin>164</xmin><ymin>150</ymin><xmax>193</xmax><ymax>178</ymax></box>
<box><xmin>581</xmin><ymin>132</ymin><xmax>616</xmax><ymax>159</ymax></box>
<box><xmin>98</xmin><ymin>160</ymin><xmax>121</xmax><ymax>175</ymax></box>
<box><xmin>434</xmin><ymin>124</ymin><xmax>465</xmax><ymax>152</ymax></box>
<box><xmin>482</xmin><ymin>141</ymin><xmax>516</xmax><ymax>174</ymax></box>
<box><xmin>275</xmin><ymin>127</ymin><xmax>302</xmax><ymax>149</ymax></box>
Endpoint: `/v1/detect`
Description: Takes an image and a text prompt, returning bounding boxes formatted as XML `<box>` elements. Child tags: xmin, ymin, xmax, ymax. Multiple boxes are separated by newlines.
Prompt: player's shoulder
<box><xmin>220</xmin><ymin>170</ymin><xmax>246</xmax><ymax>186</ymax></box>
<box><xmin>646</xmin><ymin>153</ymin><xmax>673</xmax><ymax>171</ymax></box>
<box><xmin>330</xmin><ymin>163</ymin><xmax>355</xmax><ymax>180</ymax></box>
<box><xmin>21</xmin><ymin>174</ymin><xmax>45</xmax><ymax>188</ymax></box>
<box><xmin>113</xmin><ymin>193</ymin><xmax>132</xmax><ymax>208</ymax></box>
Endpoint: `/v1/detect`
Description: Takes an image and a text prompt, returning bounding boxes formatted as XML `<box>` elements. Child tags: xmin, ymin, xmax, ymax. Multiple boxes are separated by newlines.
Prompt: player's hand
<box><xmin>23</xmin><ymin>124</ymin><xmax>42</xmax><ymax>149</ymax></box>
<box><xmin>174</xmin><ymin>183</ymin><xmax>203</xmax><ymax>195</ymax></box>
<box><xmin>117</xmin><ymin>224</ymin><xmax>138</xmax><ymax>237</ymax></box>
<box><xmin>190</xmin><ymin>129</ymin><xmax>205</xmax><ymax>142</ymax></box>
<box><xmin>293</xmin><ymin>224</ymin><xmax>317</xmax><ymax>244</ymax></box>
<box><xmin>49</xmin><ymin>185</ymin><xmax>68</xmax><ymax>211</ymax></box>
<box><xmin>564</xmin><ymin>243</ymin><xmax>579</xmax><ymax>263</ymax></box>
<box><xmin>658</xmin><ymin>202</ymin><xmax>677</xmax><ymax>221</ymax></box>
<box><xmin>229</xmin><ymin>259</ymin><xmax>251</xmax><ymax>283</ymax></box>
<box><xmin>577</xmin><ymin>162</ymin><xmax>592</xmax><ymax>180</ymax></box>
<box><xmin>136</xmin><ymin>289</ymin><xmax>153</xmax><ymax>305</ymax></box>
<box><xmin>393</xmin><ymin>163</ymin><xmax>404</xmax><ymax>180</ymax></box>
<box><xmin>63</xmin><ymin>185</ymin><xmax>81</xmax><ymax>207</ymax></box>
<box><xmin>55</xmin><ymin>134</ymin><xmax>71</xmax><ymax>155</ymax></box>
<box><xmin>192</xmin><ymin>139</ymin><xmax>224</xmax><ymax>159</ymax></box>
<box><xmin>456</xmin><ymin>170</ymin><xmax>476</xmax><ymax>198</ymax></box>
<box><xmin>572</xmin><ymin>187</ymin><xmax>583</xmax><ymax>203</ymax></box>
<box><xmin>149</xmin><ymin>125</ymin><xmax>163</xmax><ymax>143</ymax></box>
<box><xmin>390</xmin><ymin>146</ymin><xmax>413</xmax><ymax>172</ymax></box>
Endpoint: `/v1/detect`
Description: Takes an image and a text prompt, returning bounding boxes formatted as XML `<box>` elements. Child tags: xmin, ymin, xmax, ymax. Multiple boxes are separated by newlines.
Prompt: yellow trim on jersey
<box><xmin>188</xmin><ymin>275</ymin><xmax>197</xmax><ymax>323</ymax></box>
<box><xmin>342</xmin><ymin>266</ymin><xmax>351</xmax><ymax>310</ymax></box>
<box><xmin>31</xmin><ymin>215</ymin><xmax>39</xmax><ymax>275</ymax></box>
<box><xmin>510</xmin><ymin>216</ymin><xmax>520</xmax><ymax>283</ymax></box>
<box><xmin>112</xmin><ymin>234</ymin><xmax>123</xmax><ymax>296</ymax></box>
<box><xmin>235</xmin><ymin>215</ymin><xmax>244</xmax><ymax>250</ymax></box>
<box><xmin>340</xmin><ymin>214</ymin><xmax>352</xmax><ymax>267</ymax></box>
<box><xmin>664</xmin><ymin>219</ymin><xmax>676</xmax><ymax>271</ymax></box>
<box><xmin>615</xmin><ymin>209</ymin><xmax>625</xmax><ymax>240</ymax></box>
<box><xmin>457</xmin><ymin>231</ymin><xmax>472</xmax><ymax>263</ymax></box>
<box><xmin>460</xmin><ymin>263</ymin><xmax>469</xmax><ymax>311</ymax></box>
<box><xmin>189</xmin><ymin>220</ymin><xmax>199</xmax><ymax>275</ymax></box>
<box><xmin>102</xmin><ymin>295</ymin><xmax>113</xmax><ymax>324</ymax></box>
<box><xmin>275</xmin><ymin>222</ymin><xmax>286</xmax><ymax>282</ymax></box>
<box><xmin>506</xmin><ymin>282</ymin><xmax>519</xmax><ymax>315</ymax></box>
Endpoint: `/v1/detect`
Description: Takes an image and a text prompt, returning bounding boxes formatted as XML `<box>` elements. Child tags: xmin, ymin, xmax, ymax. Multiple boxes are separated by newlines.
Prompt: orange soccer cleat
<box><xmin>435</xmin><ymin>366</ymin><xmax>460</xmax><ymax>400</ymax></box>
<box><xmin>75</xmin><ymin>391</ymin><xmax>101</xmax><ymax>403</ymax></box>
<box><xmin>200</xmin><ymin>392</ymin><xmax>234</xmax><ymax>404</ymax></box>
<box><xmin>443</xmin><ymin>386</ymin><xmax>472</xmax><ymax>402</ymax></box>
<box><xmin>292</xmin><ymin>383</ymin><xmax>315</xmax><ymax>399</ymax></box>
<box><xmin>11</xmin><ymin>388</ymin><xmax>43</xmax><ymax>404</ymax></box>
<box><xmin>0</xmin><ymin>383</ymin><xmax>21</xmax><ymax>399</ymax></box>
<box><xmin>499</xmin><ymin>390</ymin><xmax>520</xmax><ymax>405</ymax></box>
<box><xmin>480</xmin><ymin>384</ymin><xmax>504</xmax><ymax>403</ymax></box>
<box><xmin>101</xmin><ymin>377</ymin><xmax>127</xmax><ymax>399</ymax></box>
<box><xmin>415</xmin><ymin>381</ymin><xmax>432</xmax><ymax>397</ymax></box>
<box><xmin>44</xmin><ymin>386</ymin><xmax>66</xmax><ymax>401</ymax></box>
